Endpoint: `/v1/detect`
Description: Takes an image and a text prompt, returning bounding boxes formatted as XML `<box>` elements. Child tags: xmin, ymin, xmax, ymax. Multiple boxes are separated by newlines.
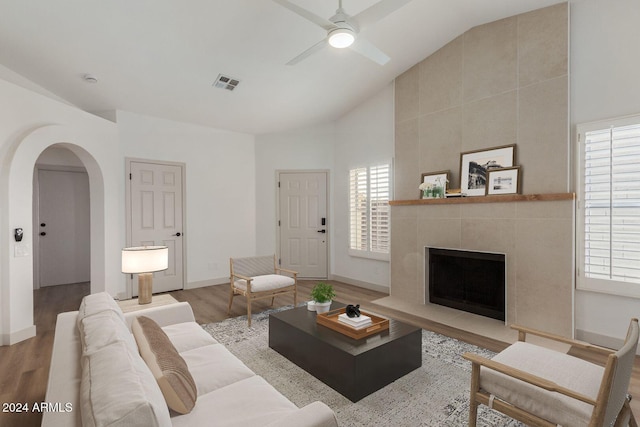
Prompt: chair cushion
<box><xmin>132</xmin><ymin>316</ymin><xmax>198</xmax><ymax>415</ymax></box>
<box><xmin>480</xmin><ymin>341</ymin><xmax>604</xmax><ymax>427</ymax></box>
<box><xmin>234</xmin><ymin>274</ymin><xmax>295</xmax><ymax>292</ymax></box>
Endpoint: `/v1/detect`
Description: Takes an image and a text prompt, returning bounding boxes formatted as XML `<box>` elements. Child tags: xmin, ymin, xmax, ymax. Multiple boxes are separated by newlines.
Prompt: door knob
<box><xmin>173</xmin><ymin>232</ymin><xmax>182</xmax><ymax>237</ymax></box>
<box><xmin>317</xmin><ymin>230</ymin><xmax>326</xmax><ymax>233</ymax></box>
<box><xmin>40</xmin><ymin>223</ymin><xmax>46</xmax><ymax>227</ymax></box>
<box><xmin>40</xmin><ymin>232</ymin><xmax>46</xmax><ymax>236</ymax></box>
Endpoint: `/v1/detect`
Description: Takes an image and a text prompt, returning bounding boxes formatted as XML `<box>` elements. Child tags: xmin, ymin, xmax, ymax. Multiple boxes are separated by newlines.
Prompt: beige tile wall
<box><xmin>391</xmin><ymin>3</ymin><xmax>572</xmax><ymax>336</ymax></box>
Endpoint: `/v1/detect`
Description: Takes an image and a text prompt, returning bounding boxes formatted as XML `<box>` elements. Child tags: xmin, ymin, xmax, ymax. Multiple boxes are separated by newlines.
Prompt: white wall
<box><xmin>571</xmin><ymin>0</ymin><xmax>640</xmax><ymax>344</ymax></box>
<box><xmin>333</xmin><ymin>84</ymin><xmax>395</xmax><ymax>290</ymax></box>
<box><xmin>254</xmin><ymin>84</ymin><xmax>395</xmax><ymax>291</ymax></box>
<box><xmin>0</xmin><ymin>81</ymin><xmax>259</xmax><ymax>345</ymax></box>
<box><xmin>0</xmin><ymin>78</ymin><xmax>121</xmax><ymax>345</ymax></box>
<box><xmin>116</xmin><ymin>111</ymin><xmax>256</xmax><ymax>287</ymax></box>
<box><xmin>254</xmin><ymin>122</ymin><xmax>335</xmax><ymax>257</ymax></box>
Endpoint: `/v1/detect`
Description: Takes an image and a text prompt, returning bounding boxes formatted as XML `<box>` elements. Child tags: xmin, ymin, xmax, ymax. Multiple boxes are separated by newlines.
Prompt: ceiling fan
<box><xmin>272</xmin><ymin>0</ymin><xmax>413</xmax><ymax>66</ymax></box>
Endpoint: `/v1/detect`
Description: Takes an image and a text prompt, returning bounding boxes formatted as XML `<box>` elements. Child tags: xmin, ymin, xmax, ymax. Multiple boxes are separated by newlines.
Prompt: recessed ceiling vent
<box><xmin>213</xmin><ymin>74</ymin><xmax>240</xmax><ymax>91</ymax></box>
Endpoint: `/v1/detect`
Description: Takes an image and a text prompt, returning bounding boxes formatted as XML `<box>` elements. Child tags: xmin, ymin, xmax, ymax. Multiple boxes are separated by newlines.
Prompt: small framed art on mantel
<box><xmin>486</xmin><ymin>166</ymin><xmax>521</xmax><ymax>195</ymax></box>
<box><xmin>419</xmin><ymin>170</ymin><xmax>449</xmax><ymax>199</ymax></box>
<box><xmin>459</xmin><ymin>144</ymin><xmax>516</xmax><ymax>196</ymax></box>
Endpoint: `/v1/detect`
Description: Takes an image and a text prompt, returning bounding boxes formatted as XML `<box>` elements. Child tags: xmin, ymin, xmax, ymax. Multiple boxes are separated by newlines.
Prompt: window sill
<box><xmin>348</xmin><ymin>249</ymin><xmax>390</xmax><ymax>262</ymax></box>
<box><xmin>577</xmin><ymin>281</ymin><xmax>640</xmax><ymax>300</ymax></box>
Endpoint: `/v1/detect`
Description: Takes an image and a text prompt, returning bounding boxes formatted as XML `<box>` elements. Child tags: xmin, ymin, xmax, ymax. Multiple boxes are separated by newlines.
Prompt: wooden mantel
<box><xmin>389</xmin><ymin>192</ymin><xmax>575</xmax><ymax>206</ymax></box>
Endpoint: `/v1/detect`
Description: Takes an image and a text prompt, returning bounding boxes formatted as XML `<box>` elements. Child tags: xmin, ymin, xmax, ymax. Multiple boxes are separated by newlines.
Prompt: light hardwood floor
<box><xmin>1</xmin><ymin>280</ymin><xmax>638</xmax><ymax>426</ymax></box>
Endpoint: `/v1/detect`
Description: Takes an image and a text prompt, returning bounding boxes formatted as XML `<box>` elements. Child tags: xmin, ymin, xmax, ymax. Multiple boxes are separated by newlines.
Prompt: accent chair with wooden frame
<box><xmin>228</xmin><ymin>254</ymin><xmax>297</xmax><ymax>327</ymax></box>
<box><xmin>463</xmin><ymin>318</ymin><xmax>639</xmax><ymax>427</ymax></box>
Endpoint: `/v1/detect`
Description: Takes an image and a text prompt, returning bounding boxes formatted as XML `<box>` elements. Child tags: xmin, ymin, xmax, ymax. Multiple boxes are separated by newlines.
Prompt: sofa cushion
<box><xmin>480</xmin><ymin>341</ymin><xmax>604</xmax><ymax>427</ymax></box>
<box><xmin>77</xmin><ymin>292</ymin><xmax>125</xmax><ymax>326</ymax></box>
<box><xmin>78</xmin><ymin>309</ymin><xmax>137</xmax><ymax>355</ymax></box>
<box><xmin>234</xmin><ymin>274</ymin><xmax>295</xmax><ymax>292</ymax></box>
<box><xmin>179</xmin><ymin>343</ymin><xmax>255</xmax><ymax>396</ymax></box>
<box><xmin>133</xmin><ymin>316</ymin><xmax>198</xmax><ymax>414</ymax></box>
<box><xmin>161</xmin><ymin>322</ymin><xmax>218</xmax><ymax>353</ymax></box>
<box><xmin>171</xmin><ymin>376</ymin><xmax>298</xmax><ymax>427</ymax></box>
<box><xmin>80</xmin><ymin>340</ymin><xmax>171</xmax><ymax>427</ymax></box>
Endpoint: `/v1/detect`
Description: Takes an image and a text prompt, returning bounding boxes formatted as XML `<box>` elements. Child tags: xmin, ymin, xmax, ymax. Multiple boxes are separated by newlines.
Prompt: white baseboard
<box><xmin>330</xmin><ymin>274</ymin><xmax>390</xmax><ymax>294</ymax></box>
<box><xmin>186</xmin><ymin>277</ymin><xmax>228</xmax><ymax>289</ymax></box>
<box><xmin>2</xmin><ymin>324</ymin><xmax>36</xmax><ymax>345</ymax></box>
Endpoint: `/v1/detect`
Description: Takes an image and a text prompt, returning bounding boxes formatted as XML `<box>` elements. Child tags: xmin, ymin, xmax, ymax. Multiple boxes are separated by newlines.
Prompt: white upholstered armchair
<box><xmin>463</xmin><ymin>318</ymin><xmax>639</xmax><ymax>427</ymax></box>
<box><xmin>228</xmin><ymin>254</ymin><xmax>297</xmax><ymax>326</ymax></box>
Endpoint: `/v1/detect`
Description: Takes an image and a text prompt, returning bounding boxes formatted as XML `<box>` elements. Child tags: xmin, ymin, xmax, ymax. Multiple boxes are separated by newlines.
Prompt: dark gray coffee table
<box><xmin>268</xmin><ymin>303</ymin><xmax>422</xmax><ymax>401</ymax></box>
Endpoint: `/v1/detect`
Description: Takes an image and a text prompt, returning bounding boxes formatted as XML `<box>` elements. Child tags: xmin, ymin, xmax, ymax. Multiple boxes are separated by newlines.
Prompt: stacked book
<box><xmin>338</xmin><ymin>313</ymin><xmax>372</xmax><ymax>329</ymax></box>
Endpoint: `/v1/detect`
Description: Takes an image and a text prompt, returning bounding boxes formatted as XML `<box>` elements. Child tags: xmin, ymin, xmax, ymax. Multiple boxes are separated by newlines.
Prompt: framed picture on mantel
<box><xmin>486</xmin><ymin>166</ymin><xmax>521</xmax><ymax>195</ymax></box>
<box><xmin>419</xmin><ymin>170</ymin><xmax>449</xmax><ymax>199</ymax></box>
<box><xmin>460</xmin><ymin>144</ymin><xmax>516</xmax><ymax>196</ymax></box>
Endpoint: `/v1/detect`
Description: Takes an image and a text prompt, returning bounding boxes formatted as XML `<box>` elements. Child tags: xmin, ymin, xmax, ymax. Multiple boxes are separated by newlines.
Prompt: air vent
<box><xmin>213</xmin><ymin>74</ymin><xmax>240</xmax><ymax>91</ymax></box>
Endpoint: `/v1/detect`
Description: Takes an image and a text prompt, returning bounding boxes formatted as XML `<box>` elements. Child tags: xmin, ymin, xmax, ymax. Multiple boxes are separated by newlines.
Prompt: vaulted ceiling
<box><xmin>0</xmin><ymin>0</ymin><xmax>563</xmax><ymax>134</ymax></box>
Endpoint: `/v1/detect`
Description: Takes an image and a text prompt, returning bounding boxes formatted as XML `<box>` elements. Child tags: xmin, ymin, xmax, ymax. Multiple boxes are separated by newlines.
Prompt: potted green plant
<box><xmin>310</xmin><ymin>282</ymin><xmax>336</xmax><ymax>314</ymax></box>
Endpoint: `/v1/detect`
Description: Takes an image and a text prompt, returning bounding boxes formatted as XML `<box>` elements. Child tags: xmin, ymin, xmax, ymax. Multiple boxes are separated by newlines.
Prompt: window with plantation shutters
<box><xmin>350</xmin><ymin>167</ymin><xmax>368</xmax><ymax>251</ymax></box>
<box><xmin>349</xmin><ymin>163</ymin><xmax>391</xmax><ymax>260</ymax></box>
<box><xmin>577</xmin><ymin>115</ymin><xmax>640</xmax><ymax>296</ymax></box>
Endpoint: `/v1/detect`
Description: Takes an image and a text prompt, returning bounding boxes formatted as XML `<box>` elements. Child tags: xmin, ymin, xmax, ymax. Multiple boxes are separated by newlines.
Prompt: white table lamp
<box><xmin>122</xmin><ymin>246</ymin><xmax>168</xmax><ymax>304</ymax></box>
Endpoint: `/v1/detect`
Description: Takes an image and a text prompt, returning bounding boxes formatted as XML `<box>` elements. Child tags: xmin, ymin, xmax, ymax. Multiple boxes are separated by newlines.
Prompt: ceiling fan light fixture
<box><xmin>328</xmin><ymin>27</ymin><xmax>355</xmax><ymax>48</ymax></box>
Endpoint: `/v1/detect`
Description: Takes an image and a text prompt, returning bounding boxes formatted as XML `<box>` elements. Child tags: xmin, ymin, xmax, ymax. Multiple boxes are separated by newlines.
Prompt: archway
<box><xmin>1</xmin><ymin>125</ymin><xmax>110</xmax><ymax>345</ymax></box>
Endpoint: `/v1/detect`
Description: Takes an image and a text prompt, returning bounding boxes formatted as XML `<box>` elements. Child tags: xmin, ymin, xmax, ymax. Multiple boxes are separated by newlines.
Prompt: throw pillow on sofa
<box><xmin>132</xmin><ymin>316</ymin><xmax>198</xmax><ymax>414</ymax></box>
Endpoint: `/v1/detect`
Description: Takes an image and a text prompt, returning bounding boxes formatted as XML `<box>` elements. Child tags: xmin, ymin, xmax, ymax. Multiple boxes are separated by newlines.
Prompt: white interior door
<box><xmin>37</xmin><ymin>169</ymin><xmax>90</xmax><ymax>286</ymax></box>
<box><xmin>129</xmin><ymin>161</ymin><xmax>184</xmax><ymax>295</ymax></box>
<box><xmin>278</xmin><ymin>171</ymin><xmax>328</xmax><ymax>278</ymax></box>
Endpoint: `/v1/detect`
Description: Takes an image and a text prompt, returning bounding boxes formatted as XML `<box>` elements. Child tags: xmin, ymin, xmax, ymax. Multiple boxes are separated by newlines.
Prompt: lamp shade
<box><xmin>122</xmin><ymin>246</ymin><xmax>169</xmax><ymax>274</ymax></box>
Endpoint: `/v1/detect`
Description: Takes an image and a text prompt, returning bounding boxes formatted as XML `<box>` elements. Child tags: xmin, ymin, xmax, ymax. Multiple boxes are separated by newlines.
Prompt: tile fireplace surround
<box><xmin>389</xmin><ymin>198</ymin><xmax>574</xmax><ymax>337</ymax></box>
<box><xmin>388</xmin><ymin>3</ymin><xmax>572</xmax><ymax>337</ymax></box>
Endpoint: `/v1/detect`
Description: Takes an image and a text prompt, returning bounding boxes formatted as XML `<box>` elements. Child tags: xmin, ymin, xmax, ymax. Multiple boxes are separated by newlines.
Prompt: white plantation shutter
<box><xmin>350</xmin><ymin>168</ymin><xmax>368</xmax><ymax>251</ymax></box>
<box><xmin>579</xmin><ymin>116</ymin><xmax>640</xmax><ymax>294</ymax></box>
<box><xmin>370</xmin><ymin>164</ymin><xmax>390</xmax><ymax>253</ymax></box>
<box><xmin>349</xmin><ymin>163</ymin><xmax>391</xmax><ymax>257</ymax></box>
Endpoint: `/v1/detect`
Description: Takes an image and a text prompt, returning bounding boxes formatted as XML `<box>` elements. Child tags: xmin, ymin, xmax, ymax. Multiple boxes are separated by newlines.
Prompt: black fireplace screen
<box><xmin>428</xmin><ymin>248</ymin><xmax>505</xmax><ymax>321</ymax></box>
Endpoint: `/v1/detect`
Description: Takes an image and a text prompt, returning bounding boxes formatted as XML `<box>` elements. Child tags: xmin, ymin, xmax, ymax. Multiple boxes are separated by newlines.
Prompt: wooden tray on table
<box><xmin>316</xmin><ymin>307</ymin><xmax>389</xmax><ymax>339</ymax></box>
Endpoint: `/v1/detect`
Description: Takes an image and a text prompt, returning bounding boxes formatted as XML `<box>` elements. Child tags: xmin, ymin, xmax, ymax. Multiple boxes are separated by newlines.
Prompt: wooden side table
<box><xmin>117</xmin><ymin>293</ymin><xmax>178</xmax><ymax>313</ymax></box>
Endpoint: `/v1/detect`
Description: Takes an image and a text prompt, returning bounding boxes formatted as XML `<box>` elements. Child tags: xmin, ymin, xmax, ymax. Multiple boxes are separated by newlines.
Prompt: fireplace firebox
<box><xmin>427</xmin><ymin>248</ymin><xmax>505</xmax><ymax>321</ymax></box>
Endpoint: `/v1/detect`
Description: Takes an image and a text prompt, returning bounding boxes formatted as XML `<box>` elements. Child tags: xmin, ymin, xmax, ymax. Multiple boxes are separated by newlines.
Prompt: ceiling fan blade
<box><xmin>272</xmin><ymin>0</ymin><xmax>336</xmax><ymax>31</ymax></box>
<box><xmin>349</xmin><ymin>38</ymin><xmax>390</xmax><ymax>65</ymax></box>
<box><xmin>352</xmin><ymin>0</ymin><xmax>413</xmax><ymax>29</ymax></box>
<box><xmin>286</xmin><ymin>38</ymin><xmax>328</xmax><ymax>66</ymax></box>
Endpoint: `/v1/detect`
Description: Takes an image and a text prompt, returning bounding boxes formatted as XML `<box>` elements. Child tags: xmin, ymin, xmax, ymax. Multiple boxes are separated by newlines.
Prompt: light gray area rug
<box><xmin>202</xmin><ymin>308</ymin><xmax>523</xmax><ymax>427</ymax></box>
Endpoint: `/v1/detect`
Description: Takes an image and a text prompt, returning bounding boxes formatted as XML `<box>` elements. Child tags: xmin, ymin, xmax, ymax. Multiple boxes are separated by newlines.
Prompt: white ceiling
<box><xmin>0</xmin><ymin>0</ymin><xmax>564</xmax><ymax>135</ymax></box>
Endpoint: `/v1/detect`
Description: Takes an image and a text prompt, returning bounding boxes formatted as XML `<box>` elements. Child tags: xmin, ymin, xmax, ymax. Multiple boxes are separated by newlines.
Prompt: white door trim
<box><xmin>276</xmin><ymin>169</ymin><xmax>330</xmax><ymax>279</ymax></box>
<box><xmin>124</xmin><ymin>158</ymin><xmax>187</xmax><ymax>300</ymax></box>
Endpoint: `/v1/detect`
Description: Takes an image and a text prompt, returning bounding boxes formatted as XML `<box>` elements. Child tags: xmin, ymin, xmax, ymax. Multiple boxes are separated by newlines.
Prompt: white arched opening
<box><xmin>1</xmin><ymin>125</ymin><xmax>109</xmax><ymax>345</ymax></box>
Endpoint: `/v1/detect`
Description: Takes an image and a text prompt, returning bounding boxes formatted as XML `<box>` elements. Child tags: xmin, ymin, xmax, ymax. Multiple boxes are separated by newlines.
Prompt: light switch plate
<box><xmin>14</xmin><ymin>243</ymin><xmax>30</xmax><ymax>257</ymax></box>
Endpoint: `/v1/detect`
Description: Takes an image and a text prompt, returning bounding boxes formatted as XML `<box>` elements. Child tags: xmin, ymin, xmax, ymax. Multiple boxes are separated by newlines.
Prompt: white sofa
<box><xmin>42</xmin><ymin>292</ymin><xmax>338</xmax><ymax>427</ymax></box>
